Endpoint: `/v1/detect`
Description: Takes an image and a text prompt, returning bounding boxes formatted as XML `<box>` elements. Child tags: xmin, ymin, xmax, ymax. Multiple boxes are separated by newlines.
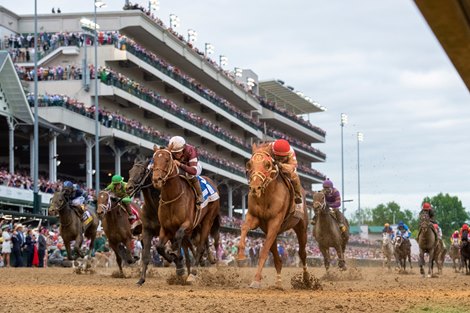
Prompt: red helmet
<box><xmin>433</xmin><ymin>224</ymin><xmax>439</xmax><ymax>230</ymax></box>
<box><xmin>272</xmin><ymin>139</ymin><xmax>291</xmax><ymax>156</ymax></box>
<box><xmin>463</xmin><ymin>224</ymin><xmax>469</xmax><ymax>230</ymax></box>
<box><xmin>422</xmin><ymin>202</ymin><xmax>431</xmax><ymax>210</ymax></box>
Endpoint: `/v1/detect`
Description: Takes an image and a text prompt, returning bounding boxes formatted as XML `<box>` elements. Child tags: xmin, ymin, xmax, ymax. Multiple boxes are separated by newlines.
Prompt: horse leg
<box><xmin>112</xmin><ymin>245</ymin><xmax>124</xmax><ymax>278</ymax></box>
<box><xmin>408</xmin><ymin>253</ymin><xmax>413</xmax><ymax>270</ymax></box>
<box><xmin>64</xmin><ymin>240</ymin><xmax>74</xmax><ymax>261</ymax></box>
<box><xmin>137</xmin><ymin>228</ymin><xmax>153</xmax><ymax>286</ymax></box>
<box><xmin>74</xmin><ymin>233</ymin><xmax>85</xmax><ymax>259</ymax></box>
<box><xmin>238</xmin><ymin>213</ymin><xmax>259</xmax><ymax>262</ymax></box>
<box><xmin>336</xmin><ymin>243</ymin><xmax>346</xmax><ymax>271</ymax></box>
<box><xmin>269</xmin><ymin>241</ymin><xmax>283</xmax><ymax>289</ymax></box>
<box><xmin>156</xmin><ymin>230</ymin><xmax>175</xmax><ymax>264</ymax></box>
<box><xmin>174</xmin><ymin>226</ymin><xmax>189</xmax><ymax>276</ymax></box>
<box><xmin>319</xmin><ymin>246</ymin><xmax>330</xmax><ymax>271</ymax></box>
<box><xmin>428</xmin><ymin>249</ymin><xmax>434</xmax><ymax>278</ymax></box>
<box><xmin>251</xmin><ymin>219</ymin><xmax>282</xmax><ymax>288</ymax></box>
<box><xmin>182</xmin><ymin>241</ymin><xmax>194</xmax><ymax>283</ymax></box>
<box><xmin>419</xmin><ymin>250</ymin><xmax>425</xmax><ymax>276</ymax></box>
<box><xmin>194</xmin><ymin>217</ymin><xmax>213</xmax><ymax>266</ymax></box>
<box><xmin>293</xmin><ymin>221</ymin><xmax>308</xmax><ymax>281</ymax></box>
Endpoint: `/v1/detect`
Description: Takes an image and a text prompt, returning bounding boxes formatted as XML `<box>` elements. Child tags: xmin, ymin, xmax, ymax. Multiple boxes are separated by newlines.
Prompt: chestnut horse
<box><xmin>394</xmin><ymin>235</ymin><xmax>412</xmax><ymax>273</ymax></box>
<box><xmin>312</xmin><ymin>190</ymin><xmax>349</xmax><ymax>270</ymax></box>
<box><xmin>151</xmin><ymin>146</ymin><xmax>220</xmax><ymax>279</ymax></box>
<box><xmin>48</xmin><ymin>190</ymin><xmax>98</xmax><ymax>261</ymax></box>
<box><xmin>449</xmin><ymin>241</ymin><xmax>462</xmax><ymax>273</ymax></box>
<box><xmin>97</xmin><ymin>190</ymin><xmax>137</xmax><ymax>277</ymax></box>
<box><xmin>126</xmin><ymin>159</ymin><xmax>161</xmax><ymax>286</ymax></box>
<box><xmin>237</xmin><ymin>143</ymin><xmax>309</xmax><ymax>288</ymax></box>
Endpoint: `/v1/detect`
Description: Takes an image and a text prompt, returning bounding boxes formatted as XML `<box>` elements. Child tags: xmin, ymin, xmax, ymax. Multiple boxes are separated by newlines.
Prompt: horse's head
<box><xmin>152</xmin><ymin>146</ymin><xmax>176</xmax><ymax>189</ymax></box>
<box><xmin>97</xmin><ymin>190</ymin><xmax>111</xmax><ymax>215</ymax></box>
<box><xmin>126</xmin><ymin>159</ymin><xmax>151</xmax><ymax>195</ymax></box>
<box><xmin>419</xmin><ymin>212</ymin><xmax>431</xmax><ymax>232</ymax></box>
<box><xmin>246</xmin><ymin>150</ymin><xmax>277</xmax><ymax>198</ymax></box>
<box><xmin>382</xmin><ymin>232</ymin><xmax>391</xmax><ymax>245</ymax></box>
<box><xmin>48</xmin><ymin>191</ymin><xmax>67</xmax><ymax>216</ymax></box>
<box><xmin>312</xmin><ymin>190</ymin><xmax>327</xmax><ymax>215</ymax></box>
<box><xmin>394</xmin><ymin>235</ymin><xmax>403</xmax><ymax>249</ymax></box>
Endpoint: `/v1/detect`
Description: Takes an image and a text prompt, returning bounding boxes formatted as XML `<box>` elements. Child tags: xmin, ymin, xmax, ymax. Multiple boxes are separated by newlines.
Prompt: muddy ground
<box><xmin>0</xmin><ymin>262</ymin><xmax>468</xmax><ymax>313</ymax></box>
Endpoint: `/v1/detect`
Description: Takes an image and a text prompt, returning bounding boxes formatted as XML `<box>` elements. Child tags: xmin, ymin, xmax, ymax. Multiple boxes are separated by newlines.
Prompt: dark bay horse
<box><xmin>126</xmin><ymin>159</ymin><xmax>161</xmax><ymax>286</ymax></box>
<box><xmin>312</xmin><ymin>190</ymin><xmax>349</xmax><ymax>271</ymax></box>
<box><xmin>151</xmin><ymin>146</ymin><xmax>220</xmax><ymax>279</ymax></box>
<box><xmin>48</xmin><ymin>190</ymin><xmax>98</xmax><ymax>261</ymax></box>
<box><xmin>433</xmin><ymin>239</ymin><xmax>446</xmax><ymax>275</ymax></box>
<box><xmin>417</xmin><ymin>214</ymin><xmax>437</xmax><ymax>277</ymax></box>
<box><xmin>97</xmin><ymin>190</ymin><xmax>137</xmax><ymax>277</ymax></box>
<box><xmin>237</xmin><ymin>143</ymin><xmax>308</xmax><ymax>288</ymax></box>
<box><xmin>461</xmin><ymin>230</ymin><xmax>470</xmax><ymax>275</ymax></box>
<box><xmin>394</xmin><ymin>235</ymin><xmax>412</xmax><ymax>273</ymax></box>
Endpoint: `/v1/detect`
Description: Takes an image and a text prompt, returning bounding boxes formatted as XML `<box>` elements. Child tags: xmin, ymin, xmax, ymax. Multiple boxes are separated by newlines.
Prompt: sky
<box><xmin>2</xmin><ymin>0</ymin><xmax>470</xmax><ymax>218</ymax></box>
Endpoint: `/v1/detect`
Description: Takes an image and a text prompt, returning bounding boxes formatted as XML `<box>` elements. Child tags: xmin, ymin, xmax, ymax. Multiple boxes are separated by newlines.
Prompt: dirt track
<box><xmin>0</xmin><ymin>263</ymin><xmax>468</xmax><ymax>313</ymax></box>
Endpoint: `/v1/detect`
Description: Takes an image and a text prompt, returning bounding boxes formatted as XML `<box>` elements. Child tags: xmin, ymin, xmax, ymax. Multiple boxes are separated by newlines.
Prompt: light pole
<box><xmin>94</xmin><ymin>0</ymin><xmax>106</xmax><ymax>194</ymax></box>
<box><xmin>148</xmin><ymin>0</ymin><xmax>159</xmax><ymax>12</ymax></box>
<box><xmin>187</xmin><ymin>29</ymin><xmax>197</xmax><ymax>43</ymax></box>
<box><xmin>33</xmin><ymin>0</ymin><xmax>39</xmax><ymax>214</ymax></box>
<box><xmin>219</xmin><ymin>55</ymin><xmax>228</xmax><ymax>68</ymax></box>
<box><xmin>169</xmin><ymin>14</ymin><xmax>180</xmax><ymax>29</ymax></box>
<box><xmin>204</xmin><ymin>43</ymin><xmax>214</xmax><ymax>57</ymax></box>
<box><xmin>340</xmin><ymin>113</ymin><xmax>348</xmax><ymax>214</ymax></box>
<box><xmin>357</xmin><ymin>132</ymin><xmax>363</xmax><ymax>224</ymax></box>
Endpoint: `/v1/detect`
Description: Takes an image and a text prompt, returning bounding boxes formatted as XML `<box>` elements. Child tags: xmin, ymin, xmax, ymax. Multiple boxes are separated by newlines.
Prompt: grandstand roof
<box><xmin>259</xmin><ymin>80</ymin><xmax>323</xmax><ymax>114</ymax></box>
<box><xmin>0</xmin><ymin>52</ymin><xmax>33</xmax><ymax>125</ymax></box>
<box><xmin>414</xmin><ymin>0</ymin><xmax>470</xmax><ymax>92</ymax></box>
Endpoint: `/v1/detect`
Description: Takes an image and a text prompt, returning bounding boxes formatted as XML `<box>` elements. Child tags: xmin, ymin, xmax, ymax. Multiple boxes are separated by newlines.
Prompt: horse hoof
<box><xmin>186</xmin><ymin>274</ymin><xmax>197</xmax><ymax>283</ymax></box>
<box><xmin>176</xmin><ymin>267</ymin><xmax>185</xmax><ymax>276</ymax></box>
<box><xmin>136</xmin><ymin>279</ymin><xmax>145</xmax><ymax>286</ymax></box>
<box><xmin>236</xmin><ymin>258</ymin><xmax>248</xmax><ymax>267</ymax></box>
<box><xmin>249</xmin><ymin>281</ymin><xmax>261</xmax><ymax>289</ymax></box>
<box><xmin>427</xmin><ymin>274</ymin><xmax>431</xmax><ymax>278</ymax></box>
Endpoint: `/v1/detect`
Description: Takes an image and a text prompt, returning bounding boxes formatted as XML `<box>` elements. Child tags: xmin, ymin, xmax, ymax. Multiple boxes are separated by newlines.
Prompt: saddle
<box><xmin>277</xmin><ymin>170</ymin><xmax>304</xmax><ymax>231</ymax></box>
<box><xmin>179</xmin><ymin>175</ymin><xmax>206</xmax><ymax>229</ymax></box>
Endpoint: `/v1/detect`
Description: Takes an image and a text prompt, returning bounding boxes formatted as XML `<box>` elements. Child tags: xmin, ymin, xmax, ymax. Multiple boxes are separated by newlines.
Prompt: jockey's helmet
<box><xmin>463</xmin><ymin>224</ymin><xmax>469</xmax><ymax>230</ymax></box>
<box><xmin>272</xmin><ymin>139</ymin><xmax>291</xmax><ymax>156</ymax></box>
<box><xmin>322</xmin><ymin>179</ymin><xmax>333</xmax><ymax>188</ymax></box>
<box><xmin>169</xmin><ymin>136</ymin><xmax>186</xmax><ymax>153</ymax></box>
<box><xmin>112</xmin><ymin>175</ymin><xmax>123</xmax><ymax>184</ymax></box>
<box><xmin>422</xmin><ymin>202</ymin><xmax>431</xmax><ymax>210</ymax></box>
<box><xmin>433</xmin><ymin>224</ymin><xmax>439</xmax><ymax>230</ymax></box>
<box><xmin>384</xmin><ymin>223</ymin><xmax>390</xmax><ymax>227</ymax></box>
<box><xmin>63</xmin><ymin>181</ymin><xmax>73</xmax><ymax>189</ymax></box>
<box><xmin>398</xmin><ymin>221</ymin><xmax>404</xmax><ymax>228</ymax></box>
<box><xmin>454</xmin><ymin>231</ymin><xmax>459</xmax><ymax>236</ymax></box>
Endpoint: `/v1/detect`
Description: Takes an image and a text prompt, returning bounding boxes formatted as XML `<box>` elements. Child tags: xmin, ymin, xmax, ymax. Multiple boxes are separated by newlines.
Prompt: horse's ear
<box><xmin>153</xmin><ymin>145</ymin><xmax>159</xmax><ymax>152</ymax></box>
<box><xmin>252</xmin><ymin>143</ymin><xmax>257</xmax><ymax>153</ymax></box>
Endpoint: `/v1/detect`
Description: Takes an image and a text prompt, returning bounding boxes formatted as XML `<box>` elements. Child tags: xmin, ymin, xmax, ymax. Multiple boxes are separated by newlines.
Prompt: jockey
<box><xmin>433</xmin><ymin>223</ymin><xmax>442</xmax><ymax>240</ymax></box>
<box><xmin>269</xmin><ymin>139</ymin><xmax>303</xmax><ymax>207</ymax></box>
<box><xmin>395</xmin><ymin>221</ymin><xmax>411</xmax><ymax>240</ymax></box>
<box><xmin>62</xmin><ymin>180</ymin><xmax>85</xmax><ymax>217</ymax></box>
<box><xmin>383</xmin><ymin>223</ymin><xmax>394</xmax><ymax>240</ymax></box>
<box><xmin>105</xmin><ymin>175</ymin><xmax>135</xmax><ymax>220</ymax></box>
<box><xmin>419</xmin><ymin>202</ymin><xmax>437</xmax><ymax>224</ymax></box>
<box><xmin>168</xmin><ymin>136</ymin><xmax>204</xmax><ymax>206</ymax></box>
<box><xmin>312</xmin><ymin>179</ymin><xmax>346</xmax><ymax>233</ymax></box>
<box><xmin>451</xmin><ymin>230</ymin><xmax>460</xmax><ymax>245</ymax></box>
<box><xmin>460</xmin><ymin>224</ymin><xmax>469</xmax><ymax>242</ymax></box>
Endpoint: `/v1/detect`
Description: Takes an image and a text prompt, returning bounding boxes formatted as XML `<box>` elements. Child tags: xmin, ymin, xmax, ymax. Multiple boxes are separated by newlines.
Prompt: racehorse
<box><xmin>126</xmin><ymin>159</ymin><xmax>162</xmax><ymax>286</ymax></box>
<box><xmin>237</xmin><ymin>143</ymin><xmax>309</xmax><ymax>288</ymax></box>
<box><xmin>394</xmin><ymin>235</ymin><xmax>412</xmax><ymax>273</ymax></box>
<box><xmin>48</xmin><ymin>190</ymin><xmax>98</xmax><ymax>261</ymax></box>
<box><xmin>151</xmin><ymin>146</ymin><xmax>220</xmax><ymax>279</ymax></box>
<box><xmin>97</xmin><ymin>190</ymin><xmax>137</xmax><ymax>277</ymax></box>
<box><xmin>417</xmin><ymin>213</ymin><xmax>437</xmax><ymax>277</ymax></box>
<box><xmin>449</xmin><ymin>241</ymin><xmax>462</xmax><ymax>273</ymax></box>
<box><xmin>312</xmin><ymin>190</ymin><xmax>349</xmax><ymax>271</ymax></box>
<box><xmin>382</xmin><ymin>232</ymin><xmax>394</xmax><ymax>270</ymax></box>
<box><xmin>461</xmin><ymin>230</ymin><xmax>470</xmax><ymax>275</ymax></box>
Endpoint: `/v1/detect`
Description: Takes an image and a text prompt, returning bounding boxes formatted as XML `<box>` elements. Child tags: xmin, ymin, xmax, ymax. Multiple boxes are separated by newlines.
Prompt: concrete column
<box><xmin>30</xmin><ymin>134</ymin><xmax>34</xmax><ymax>178</ymax></box>
<box><xmin>48</xmin><ymin>132</ymin><xmax>58</xmax><ymax>182</ymax></box>
<box><xmin>107</xmin><ymin>141</ymin><xmax>134</xmax><ymax>177</ymax></box>
<box><xmin>242</xmin><ymin>191</ymin><xmax>247</xmax><ymax>220</ymax></box>
<box><xmin>227</xmin><ymin>184</ymin><xmax>233</xmax><ymax>218</ymax></box>
<box><xmin>83</xmin><ymin>136</ymin><xmax>94</xmax><ymax>189</ymax></box>
<box><xmin>7</xmin><ymin>117</ymin><xmax>16</xmax><ymax>174</ymax></box>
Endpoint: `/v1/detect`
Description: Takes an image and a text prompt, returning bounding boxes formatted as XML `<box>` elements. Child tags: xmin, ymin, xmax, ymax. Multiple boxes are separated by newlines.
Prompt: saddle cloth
<box><xmin>197</xmin><ymin>176</ymin><xmax>220</xmax><ymax>209</ymax></box>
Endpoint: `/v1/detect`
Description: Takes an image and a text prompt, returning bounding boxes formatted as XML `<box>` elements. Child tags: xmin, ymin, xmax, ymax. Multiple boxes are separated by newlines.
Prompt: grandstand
<box><xmin>0</xmin><ymin>6</ymin><xmax>326</xmax><ymax>220</ymax></box>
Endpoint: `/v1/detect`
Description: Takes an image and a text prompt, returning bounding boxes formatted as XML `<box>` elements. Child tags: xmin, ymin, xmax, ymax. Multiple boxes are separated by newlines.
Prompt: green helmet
<box><xmin>111</xmin><ymin>175</ymin><xmax>123</xmax><ymax>184</ymax></box>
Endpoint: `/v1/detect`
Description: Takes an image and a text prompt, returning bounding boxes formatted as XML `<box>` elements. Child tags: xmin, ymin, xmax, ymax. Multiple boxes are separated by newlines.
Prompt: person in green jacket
<box><xmin>104</xmin><ymin>175</ymin><xmax>135</xmax><ymax>220</ymax></box>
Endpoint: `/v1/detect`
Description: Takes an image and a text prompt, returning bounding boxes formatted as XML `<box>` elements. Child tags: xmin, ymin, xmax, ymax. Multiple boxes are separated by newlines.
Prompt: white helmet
<box><xmin>169</xmin><ymin>136</ymin><xmax>185</xmax><ymax>153</ymax></box>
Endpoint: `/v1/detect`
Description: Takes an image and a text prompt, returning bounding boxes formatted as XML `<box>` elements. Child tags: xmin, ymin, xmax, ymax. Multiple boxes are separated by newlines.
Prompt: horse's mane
<box><xmin>252</xmin><ymin>142</ymin><xmax>271</xmax><ymax>154</ymax></box>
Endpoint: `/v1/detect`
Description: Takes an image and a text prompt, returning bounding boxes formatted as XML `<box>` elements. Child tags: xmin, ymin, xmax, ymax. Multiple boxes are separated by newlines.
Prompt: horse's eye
<box><xmin>263</xmin><ymin>160</ymin><xmax>271</xmax><ymax>170</ymax></box>
<box><xmin>246</xmin><ymin>161</ymin><xmax>252</xmax><ymax>171</ymax></box>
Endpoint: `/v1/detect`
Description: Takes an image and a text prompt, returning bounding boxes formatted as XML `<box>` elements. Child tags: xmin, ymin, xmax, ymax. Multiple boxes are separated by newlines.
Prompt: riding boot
<box><xmin>190</xmin><ymin>176</ymin><xmax>204</xmax><ymax>206</ymax></box>
<box><xmin>291</xmin><ymin>173</ymin><xmax>303</xmax><ymax>206</ymax></box>
<box><xmin>334</xmin><ymin>208</ymin><xmax>346</xmax><ymax>233</ymax></box>
<box><xmin>125</xmin><ymin>204</ymin><xmax>136</xmax><ymax>220</ymax></box>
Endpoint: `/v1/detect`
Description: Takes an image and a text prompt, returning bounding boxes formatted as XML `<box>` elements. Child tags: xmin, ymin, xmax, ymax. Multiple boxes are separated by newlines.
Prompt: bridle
<box><xmin>49</xmin><ymin>191</ymin><xmax>67</xmax><ymax>215</ymax></box>
<box><xmin>313</xmin><ymin>191</ymin><xmax>327</xmax><ymax>213</ymax></box>
<box><xmin>98</xmin><ymin>190</ymin><xmax>121</xmax><ymax>215</ymax></box>
<box><xmin>248</xmin><ymin>151</ymin><xmax>278</xmax><ymax>193</ymax></box>
<box><xmin>127</xmin><ymin>162</ymin><xmax>153</xmax><ymax>197</ymax></box>
<box><xmin>153</xmin><ymin>149</ymin><xmax>178</xmax><ymax>185</ymax></box>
